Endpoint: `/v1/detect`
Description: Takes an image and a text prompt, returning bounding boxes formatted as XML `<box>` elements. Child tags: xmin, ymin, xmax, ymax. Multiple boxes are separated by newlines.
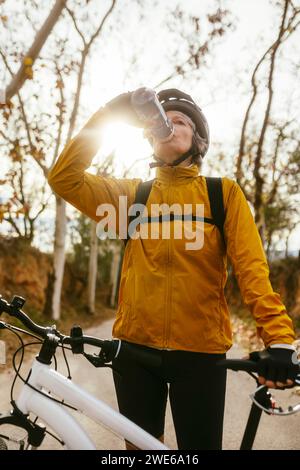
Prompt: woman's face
<box><xmin>149</xmin><ymin>110</ymin><xmax>194</xmax><ymax>166</ymax></box>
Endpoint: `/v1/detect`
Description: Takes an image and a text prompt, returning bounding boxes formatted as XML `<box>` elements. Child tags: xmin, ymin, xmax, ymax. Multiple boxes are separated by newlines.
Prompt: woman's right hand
<box><xmin>104</xmin><ymin>91</ymin><xmax>144</xmax><ymax>127</ymax></box>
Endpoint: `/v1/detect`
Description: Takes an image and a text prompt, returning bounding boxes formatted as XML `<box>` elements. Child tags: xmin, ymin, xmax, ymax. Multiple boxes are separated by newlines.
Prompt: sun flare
<box><xmin>100</xmin><ymin>122</ymin><xmax>152</xmax><ymax>176</ymax></box>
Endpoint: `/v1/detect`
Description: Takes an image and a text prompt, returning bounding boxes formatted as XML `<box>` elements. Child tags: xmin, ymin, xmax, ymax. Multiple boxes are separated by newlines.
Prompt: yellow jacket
<box><xmin>48</xmin><ymin>108</ymin><xmax>296</xmax><ymax>353</ymax></box>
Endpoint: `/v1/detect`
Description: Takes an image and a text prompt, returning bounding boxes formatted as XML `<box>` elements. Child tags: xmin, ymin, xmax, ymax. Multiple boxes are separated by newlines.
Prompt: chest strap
<box><xmin>124</xmin><ymin>176</ymin><xmax>226</xmax><ymax>247</ymax></box>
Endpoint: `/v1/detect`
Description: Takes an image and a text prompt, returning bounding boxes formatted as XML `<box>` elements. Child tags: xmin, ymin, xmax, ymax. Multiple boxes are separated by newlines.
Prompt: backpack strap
<box><xmin>123</xmin><ymin>176</ymin><xmax>226</xmax><ymax>248</ymax></box>
<box><xmin>205</xmin><ymin>176</ymin><xmax>226</xmax><ymax>247</ymax></box>
<box><xmin>123</xmin><ymin>179</ymin><xmax>155</xmax><ymax>247</ymax></box>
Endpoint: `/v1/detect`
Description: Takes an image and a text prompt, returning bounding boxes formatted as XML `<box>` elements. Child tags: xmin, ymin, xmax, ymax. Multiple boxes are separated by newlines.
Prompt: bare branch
<box><xmin>65</xmin><ymin>5</ymin><xmax>86</xmax><ymax>46</ymax></box>
<box><xmin>253</xmin><ymin>0</ymin><xmax>290</xmax><ymax>238</ymax></box>
<box><xmin>0</xmin><ymin>47</ymin><xmax>48</xmax><ymax>175</ymax></box>
<box><xmin>65</xmin><ymin>52</ymin><xmax>87</xmax><ymax>143</ymax></box>
<box><xmin>51</xmin><ymin>62</ymin><xmax>65</xmax><ymax>168</ymax></box>
<box><xmin>3</xmin><ymin>214</ymin><xmax>23</xmax><ymax>238</ymax></box>
<box><xmin>0</xmin><ymin>129</ymin><xmax>14</xmax><ymax>145</ymax></box>
<box><xmin>5</xmin><ymin>0</ymin><xmax>67</xmax><ymax>101</ymax></box>
<box><xmin>63</xmin><ymin>0</ymin><xmax>118</xmax><ymax>146</ymax></box>
<box><xmin>31</xmin><ymin>193</ymin><xmax>52</xmax><ymax>223</ymax></box>
<box><xmin>87</xmin><ymin>0</ymin><xmax>117</xmax><ymax>48</ymax></box>
<box><xmin>123</xmin><ymin>155</ymin><xmax>151</xmax><ymax>178</ymax></box>
<box><xmin>236</xmin><ymin>0</ymin><xmax>300</xmax><ymax>185</ymax></box>
<box><xmin>17</xmin><ymin>90</ymin><xmax>48</xmax><ymax>176</ymax></box>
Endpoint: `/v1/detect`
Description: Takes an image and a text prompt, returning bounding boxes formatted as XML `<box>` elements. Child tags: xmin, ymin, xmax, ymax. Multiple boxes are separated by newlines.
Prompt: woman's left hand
<box><xmin>246</xmin><ymin>348</ymin><xmax>299</xmax><ymax>389</ymax></box>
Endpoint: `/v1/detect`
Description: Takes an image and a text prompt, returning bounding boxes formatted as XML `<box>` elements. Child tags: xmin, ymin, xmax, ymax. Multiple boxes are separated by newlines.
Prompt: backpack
<box><xmin>124</xmin><ymin>177</ymin><xmax>226</xmax><ymax>248</ymax></box>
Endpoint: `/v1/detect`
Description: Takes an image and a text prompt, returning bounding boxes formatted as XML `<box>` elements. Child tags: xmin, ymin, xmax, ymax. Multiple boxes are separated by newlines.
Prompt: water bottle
<box><xmin>131</xmin><ymin>87</ymin><xmax>174</xmax><ymax>142</ymax></box>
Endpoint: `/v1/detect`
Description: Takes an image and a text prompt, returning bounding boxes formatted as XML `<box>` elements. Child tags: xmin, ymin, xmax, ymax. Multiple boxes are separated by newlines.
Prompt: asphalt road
<box><xmin>0</xmin><ymin>318</ymin><xmax>299</xmax><ymax>450</ymax></box>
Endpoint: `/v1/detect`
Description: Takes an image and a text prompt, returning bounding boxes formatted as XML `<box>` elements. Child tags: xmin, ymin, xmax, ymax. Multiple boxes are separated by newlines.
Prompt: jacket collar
<box><xmin>155</xmin><ymin>163</ymin><xmax>199</xmax><ymax>184</ymax></box>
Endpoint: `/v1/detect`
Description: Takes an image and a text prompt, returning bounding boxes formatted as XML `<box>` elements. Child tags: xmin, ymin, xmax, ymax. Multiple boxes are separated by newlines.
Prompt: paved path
<box><xmin>0</xmin><ymin>318</ymin><xmax>299</xmax><ymax>450</ymax></box>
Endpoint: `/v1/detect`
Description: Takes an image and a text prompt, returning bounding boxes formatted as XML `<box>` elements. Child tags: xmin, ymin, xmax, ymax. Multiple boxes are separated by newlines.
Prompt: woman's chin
<box><xmin>154</xmin><ymin>146</ymin><xmax>186</xmax><ymax>161</ymax></box>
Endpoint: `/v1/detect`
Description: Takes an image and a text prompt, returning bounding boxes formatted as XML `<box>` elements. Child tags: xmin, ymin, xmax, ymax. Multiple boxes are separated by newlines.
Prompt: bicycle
<box><xmin>0</xmin><ymin>294</ymin><xmax>299</xmax><ymax>450</ymax></box>
<box><xmin>0</xmin><ymin>294</ymin><xmax>168</xmax><ymax>450</ymax></box>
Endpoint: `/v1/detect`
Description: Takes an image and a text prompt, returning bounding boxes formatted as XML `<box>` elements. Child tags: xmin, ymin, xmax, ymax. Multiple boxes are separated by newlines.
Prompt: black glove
<box><xmin>249</xmin><ymin>347</ymin><xmax>299</xmax><ymax>385</ymax></box>
<box><xmin>104</xmin><ymin>92</ymin><xmax>144</xmax><ymax>128</ymax></box>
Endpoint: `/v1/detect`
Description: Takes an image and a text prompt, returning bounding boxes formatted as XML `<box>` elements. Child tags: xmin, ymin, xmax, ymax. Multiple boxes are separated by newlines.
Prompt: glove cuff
<box><xmin>269</xmin><ymin>343</ymin><xmax>296</xmax><ymax>351</ymax></box>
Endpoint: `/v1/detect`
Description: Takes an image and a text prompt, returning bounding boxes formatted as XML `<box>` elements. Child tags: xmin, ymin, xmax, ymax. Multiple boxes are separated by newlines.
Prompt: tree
<box><xmin>235</xmin><ymin>0</ymin><xmax>300</xmax><ymax>246</ymax></box>
<box><xmin>0</xmin><ymin>153</ymin><xmax>50</xmax><ymax>241</ymax></box>
<box><xmin>50</xmin><ymin>0</ymin><xmax>117</xmax><ymax>320</ymax></box>
<box><xmin>86</xmin><ymin>152</ymin><xmax>115</xmax><ymax>314</ymax></box>
<box><xmin>3</xmin><ymin>0</ymin><xmax>66</xmax><ymax>102</ymax></box>
<box><xmin>1</xmin><ymin>0</ymin><xmax>118</xmax><ymax>319</ymax></box>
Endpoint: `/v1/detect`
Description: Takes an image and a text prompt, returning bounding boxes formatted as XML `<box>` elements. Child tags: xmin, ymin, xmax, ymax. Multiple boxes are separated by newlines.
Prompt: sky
<box><xmin>1</xmin><ymin>0</ymin><xmax>300</xmax><ymax>251</ymax></box>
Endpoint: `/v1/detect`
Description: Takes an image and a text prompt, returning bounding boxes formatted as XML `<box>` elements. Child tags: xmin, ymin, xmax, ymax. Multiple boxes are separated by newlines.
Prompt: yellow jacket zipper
<box><xmin>164</xmin><ymin>180</ymin><xmax>172</xmax><ymax>347</ymax></box>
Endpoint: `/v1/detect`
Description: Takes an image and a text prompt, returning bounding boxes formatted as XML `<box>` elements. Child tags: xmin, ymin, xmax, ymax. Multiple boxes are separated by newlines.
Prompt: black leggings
<box><xmin>111</xmin><ymin>340</ymin><xmax>227</xmax><ymax>450</ymax></box>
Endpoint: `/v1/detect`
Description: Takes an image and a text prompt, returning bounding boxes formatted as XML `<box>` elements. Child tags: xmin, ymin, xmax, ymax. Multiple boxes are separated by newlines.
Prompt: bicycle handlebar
<box><xmin>0</xmin><ymin>294</ymin><xmax>184</xmax><ymax>368</ymax></box>
<box><xmin>218</xmin><ymin>358</ymin><xmax>300</xmax><ymax>385</ymax></box>
<box><xmin>5</xmin><ymin>294</ymin><xmax>300</xmax><ymax>422</ymax></box>
<box><xmin>0</xmin><ymin>295</ymin><xmax>51</xmax><ymax>338</ymax></box>
<box><xmin>218</xmin><ymin>358</ymin><xmax>259</xmax><ymax>373</ymax></box>
<box><xmin>2</xmin><ymin>295</ymin><xmax>299</xmax><ymax>373</ymax></box>
<box><xmin>0</xmin><ymin>294</ymin><xmax>115</xmax><ymax>355</ymax></box>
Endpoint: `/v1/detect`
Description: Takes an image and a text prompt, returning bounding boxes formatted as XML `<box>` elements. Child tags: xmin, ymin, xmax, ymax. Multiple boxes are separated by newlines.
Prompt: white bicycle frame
<box><xmin>14</xmin><ymin>358</ymin><xmax>169</xmax><ymax>450</ymax></box>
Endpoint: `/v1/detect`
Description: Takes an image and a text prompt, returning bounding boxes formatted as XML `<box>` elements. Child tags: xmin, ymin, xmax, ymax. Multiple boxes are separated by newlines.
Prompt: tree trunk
<box><xmin>51</xmin><ymin>195</ymin><xmax>66</xmax><ymax>320</ymax></box>
<box><xmin>266</xmin><ymin>234</ymin><xmax>272</xmax><ymax>261</ymax></box>
<box><xmin>110</xmin><ymin>243</ymin><xmax>123</xmax><ymax>308</ymax></box>
<box><xmin>87</xmin><ymin>220</ymin><xmax>98</xmax><ymax>314</ymax></box>
<box><xmin>5</xmin><ymin>0</ymin><xmax>66</xmax><ymax>102</ymax></box>
<box><xmin>285</xmin><ymin>233</ymin><xmax>290</xmax><ymax>258</ymax></box>
<box><xmin>47</xmin><ymin>1</ymin><xmax>117</xmax><ymax>320</ymax></box>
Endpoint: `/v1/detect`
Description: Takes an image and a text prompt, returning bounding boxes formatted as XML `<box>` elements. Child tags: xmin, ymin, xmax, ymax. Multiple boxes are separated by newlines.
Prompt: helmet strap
<box><xmin>149</xmin><ymin>134</ymin><xmax>200</xmax><ymax>169</ymax></box>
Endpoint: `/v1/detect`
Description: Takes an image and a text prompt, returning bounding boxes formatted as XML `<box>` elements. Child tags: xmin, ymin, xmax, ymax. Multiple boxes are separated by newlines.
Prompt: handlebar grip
<box><xmin>217</xmin><ymin>358</ymin><xmax>258</xmax><ymax>372</ymax></box>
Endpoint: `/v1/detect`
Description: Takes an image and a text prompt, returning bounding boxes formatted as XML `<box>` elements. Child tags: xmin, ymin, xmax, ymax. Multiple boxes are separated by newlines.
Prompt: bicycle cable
<box><xmin>2</xmin><ymin>321</ymin><xmax>58</xmax><ymax>391</ymax></box>
<box><xmin>61</xmin><ymin>336</ymin><xmax>72</xmax><ymax>380</ymax></box>
<box><xmin>43</xmin><ymin>428</ymin><xmax>65</xmax><ymax>447</ymax></box>
<box><xmin>6</xmin><ymin>325</ymin><xmax>28</xmax><ymax>403</ymax></box>
<box><xmin>11</xmin><ymin>342</ymin><xmax>78</xmax><ymax>411</ymax></box>
<box><xmin>4</xmin><ymin>323</ymin><xmax>58</xmax><ymax>401</ymax></box>
<box><xmin>1</xmin><ymin>321</ymin><xmax>43</xmax><ymax>342</ymax></box>
<box><xmin>31</xmin><ymin>414</ymin><xmax>65</xmax><ymax>447</ymax></box>
<box><xmin>1</xmin><ymin>322</ymin><xmax>78</xmax><ymax>412</ymax></box>
<box><xmin>1</xmin><ymin>320</ymin><xmax>111</xmax><ymax>414</ymax></box>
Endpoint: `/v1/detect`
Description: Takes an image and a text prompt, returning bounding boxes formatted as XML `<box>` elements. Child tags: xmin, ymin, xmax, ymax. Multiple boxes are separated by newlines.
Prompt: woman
<box><xmin>48</xmin><ymin>88</ymin><xmax>297</xmax><ymax>450</ymax></box>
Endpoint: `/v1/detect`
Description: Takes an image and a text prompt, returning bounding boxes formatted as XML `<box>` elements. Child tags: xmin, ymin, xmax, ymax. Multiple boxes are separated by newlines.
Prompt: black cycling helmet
<box><xmin>149</xmin><ymin>88</ymin><xmax>210</xmax><ymax>168</ymax></box>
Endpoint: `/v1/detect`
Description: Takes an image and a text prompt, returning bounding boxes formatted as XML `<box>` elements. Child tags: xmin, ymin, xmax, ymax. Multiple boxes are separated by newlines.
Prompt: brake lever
<box><xmin>83</xmin><ymin>340</ymin><xmax>121</xmax><ymax>368</ymax></box>
<box><xmin>83</xmin><ymin>352</ymin><xmax>109</xmax><ymax>368</ymax></box>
